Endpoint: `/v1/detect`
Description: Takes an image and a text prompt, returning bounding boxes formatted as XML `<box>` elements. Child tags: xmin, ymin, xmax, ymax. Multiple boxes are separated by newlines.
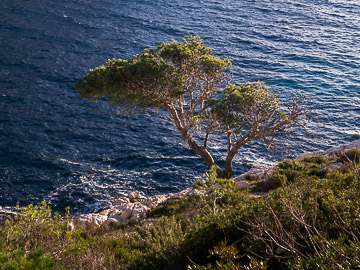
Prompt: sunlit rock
<box><xmin>108</xmin><ymin>214</ymin><xmax>122</xmax><ymax>221</ymax></box>
<box><xmin>130</xmin><ymin>202</ymin><xmax>150</xmax><ymax>222</ymax></box>
<box><xmin>235</xmin><ymin>180</ymin><xmax>250</xmax><ymax>190</ymax></box>
<box><xmin>143</xmin><ymin>195</ymin><xmax>169</xmax><ymax>209</ymax></box>
<box><xmin>127</xmin><ymin>192</ymin><xmax>142</xmax><ymax>202</ymax></box>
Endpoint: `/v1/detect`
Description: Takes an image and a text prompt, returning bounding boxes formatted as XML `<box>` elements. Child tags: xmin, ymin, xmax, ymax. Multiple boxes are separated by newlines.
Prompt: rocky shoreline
<box><xmin>2</xmin><ymin>140</ymin><xmax>359</xmax><ymax>228</ymax></box>
<box><xmin>71</xmin><ymin>139</ymin><xmax>360</xmax><ymax>228</ymax></box>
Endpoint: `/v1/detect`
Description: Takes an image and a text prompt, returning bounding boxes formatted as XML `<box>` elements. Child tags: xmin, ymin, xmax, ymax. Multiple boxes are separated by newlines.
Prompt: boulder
<box><xmin>98</xmin><ymin>209</ymin><xmax>111</xmax><ymax>216</ymax></box>
<box><xmin>107</xmin><ymin>203</ymin><xmax>132</xmax><ymax>217</ymax></box>
<box><xmin>120</xmin><ymin>207</ymin><xmax>133</xmax><ymax>220</ymax></box>
<box><xmin>170</xmin><ymin>188</ymin><xmax>206</xmax><ymax>199</ymax></box>
<box><xmin>72</xmin><ymin>213</ymin><xmax>108</xmax><ymax>226</ymax></box>
<box><xmin>235</xmin><ymin>180</ymin><xmax>250</xmax><ymax>190</ymax></box>
<box><xmin>108</xmin><ymin>214</ymin><xmax>122</xmax><ymax>222</ymax></box>
<box><xmin>143</xmin><ymin>195</ymin><xmax>169</xmax><ymax>209</ymax></box>
<box><xmin>106</xmin><ymin>217</ymin><xmax>119</xmax><ymax>225</ymax></box>
<box><xmin>130</xmin><ymin>202</ymin><xmax>150</xmax><ymax>222</ymax></box>
<box><xmin>321</xmin><ymin>162</ymin><xmax>342</xmax><ymax>173</ymax></box>
<box><xmin>234</xmin><ymin>166</ymin><xmax>275</xmax><ymax>182</ymax></box>
<box><xmin>113</xmin><ymin>197</ymin><xmax>130</xmax><ymax>206</ymax></box>
<box><xmin>127</xmin><ymin>192</ymin><xmax>142</xmax><ymax>202</ymax></box>
<box><xmin>89</xmin><ymin>214</ymin><xmax>108</xmax><ymax>226</ymax></box>
<box><xmin>72</xmin><ymin>216</ymin><xmax>88</xmax><ymax>227</ymax></box>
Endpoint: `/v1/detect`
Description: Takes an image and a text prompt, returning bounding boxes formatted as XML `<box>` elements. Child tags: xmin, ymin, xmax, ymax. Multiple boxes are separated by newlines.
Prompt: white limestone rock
<box><xmin>113</xmin><ymin>197</ymin><xmax>130</xmax><ymax>206</ymax></box>
<box><xmin>143</xmin><ymin>195</ymin><xmax>169</xmax><ymax>209</ymax></box>
<box><xmin>106</xmin><ymin>203</ymin><xmax>132</xmax><ymax>217</ymax></box>
<box><xmin>127</xmin><ymin>192</ymin><xmax>142</xmax><ymax>202</ymax></box>
<box><xmin>98</xmin><ymin>209</ymin><xmax>111</xmax><ymax>216</ymax></box>
<box><xmin>72</xmin><ymin>216</ymin><xmax>88</xmax><ymax>227</ymax></box>
<box><xmin>73</xmin><ymin>213</ymin><xmax>108</xmax><ymax>226</ymax></box>
<box><xmin>86</xmin><ymin>214</ymin><xmax>108</xmax><ymax>226</ymax></box>
<box><xmin>130</xmin><ymin>202</ymin><xmax>150</xmax><ymax>222</ymax></box>
<box><xmin>108</xmin><ymin>214</ymin><xmax>122</xmax><ymax>221</ymax></box>
<box><xmin>120</xmin><ymin>207</ymin><xmax>133</xmax><ymax>220</ymax></box>
<box><xmin>321</xmin><ymin>162</ymin><xmax>342</xmax><ymax>173</ymax></box>
<box><xmin>170</xmin><ymin>188</ymin><xmax>206</xmax><ymax>199</ymax></box>
<box><xmin>106</xmin><ymin>217</ymin><xmax>119</xmax><ymax>224</ymax></box>
<box><xmin>234</xmin><ymin>166</ymin><xmax>275</xmax><ymax>182</ymax></box>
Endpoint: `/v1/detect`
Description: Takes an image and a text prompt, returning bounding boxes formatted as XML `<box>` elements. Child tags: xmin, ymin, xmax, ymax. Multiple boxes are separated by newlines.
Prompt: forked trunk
<box><xmin>183</xmin><ymin>132</ymin><xmax>217</xmax><ymax>169</ymax></box>
<box><xmin>184</xmin><ymin>131</ymin><xmax>235</xmax><ymax>179</ymax></box>
<box><xmin>185</xmin><ymin>134</ymin><xmax>234</xmax><ymax>179</ymax></box>
<box><xmin>167</xmin><ymin>105</ymin><xmax>235</xmax><ymax>179</ymax></box>
<box><xmin>216</xmin><ymin>167</ymin><xmax>234</xmax><ymax>179</ymax></box>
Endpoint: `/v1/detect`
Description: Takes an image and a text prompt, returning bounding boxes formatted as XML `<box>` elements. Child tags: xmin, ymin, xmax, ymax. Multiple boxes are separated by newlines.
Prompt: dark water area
<box><xmin>1</xmin><ymin>0</ymin><xmax>359</xmax><ymax>213</ymax></box>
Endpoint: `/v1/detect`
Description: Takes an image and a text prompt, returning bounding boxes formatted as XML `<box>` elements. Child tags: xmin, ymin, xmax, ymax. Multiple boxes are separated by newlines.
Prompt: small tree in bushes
<box><xmin>76</xmin><ymin>36</ymin><xmax>308</xmax><ymax>178</ymax></box>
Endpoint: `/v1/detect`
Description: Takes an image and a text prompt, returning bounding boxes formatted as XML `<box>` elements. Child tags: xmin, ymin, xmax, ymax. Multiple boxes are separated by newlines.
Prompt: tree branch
<box><xmin>133</xmin><ymin>114</ymin><xmax>175</xmax><ymax>122</ymax></box>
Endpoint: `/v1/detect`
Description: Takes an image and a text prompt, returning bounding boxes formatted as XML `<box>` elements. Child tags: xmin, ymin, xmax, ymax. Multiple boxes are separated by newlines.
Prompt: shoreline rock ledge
<box><xmin>70</xmin><ymin>188</ymin><xmax>207</xmax><ymax>228</ymax></box>
<box><xmin>296</xmin><ymin>139</ymin><xmax>360</xmax><ymax>159</ymax></box>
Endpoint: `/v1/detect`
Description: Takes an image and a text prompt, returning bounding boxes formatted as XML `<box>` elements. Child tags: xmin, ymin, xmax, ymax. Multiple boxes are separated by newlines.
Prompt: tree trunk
<box><xmin>183</xmin><ymin>132</ymin><xmax>235</xmax><ymax>178</ymax></box>
<box><xmin>181</xmin><ymin>133</ymin><xmax>238</xmax><ymax>178</ymax></box>
<box><xmin>221</xmin><ymin>139</ymin><xmax>248</xmax><ymax>179</ymax></box>
<box><xmin>217</xmin><ymin>169</ymin><xmax>233</xmax><ymax>179</ymax></box>
<box><xmin>166</xmin><ymin>105</ymin><xmax>229</xmax><ymax>178</ymax></box>
<box><xmin>183</xmin><ymin>132</ymin><xmax>216</xmax><ymax>168</ymax></box>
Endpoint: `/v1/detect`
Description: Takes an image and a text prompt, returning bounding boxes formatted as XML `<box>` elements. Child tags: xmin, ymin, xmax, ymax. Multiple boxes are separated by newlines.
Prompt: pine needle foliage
<box><xmin>75</xmin><ymin>36</ymin><xmax>309</xmax><ymax>178</ymax></box>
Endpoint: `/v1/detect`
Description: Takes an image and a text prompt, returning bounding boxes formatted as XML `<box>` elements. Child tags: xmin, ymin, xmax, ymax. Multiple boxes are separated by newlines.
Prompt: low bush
<box><xmin>1</xmin><ymin>150</ymin><xmax>359</xmax><ymax>269</ymax></box>
<box><xmin>337</xmin><ymin>148</ymin><xmax>360</xmax><ymax>164</ymax></box>
<box><xmin>0</xmin><ymin>202</ymin><xmax>109</xmax><ymax>269</ymax></box>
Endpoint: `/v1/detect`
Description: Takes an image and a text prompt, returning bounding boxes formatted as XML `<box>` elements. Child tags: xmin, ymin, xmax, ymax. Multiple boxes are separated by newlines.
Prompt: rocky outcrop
<box><xmin>320</xmin><ymin>162</ymin><xmax>343</xmax><ymax>173</ymax></box>
<box><xmin>232</xmin><ymin>140</ymin><xmax>360</xmax><ymax>190</ymax></box>
<box><xmin>296</xmin><ymin>139</ymin><xmax>360</xmax><ymax>159</ymax></box>
<box><xmin>71</xmin><ymin>188</ymin><xmax>206</xmax><ymax>228</ymax></box>
<box><xmin>233</xmin><ymin>165</ymin><xmax>275</xmax><ymax>188</ymax></box>
<box><xmin>235</xmin><ymin>180</ymin><xmax>251</xmax><ymax>190</ymax></box>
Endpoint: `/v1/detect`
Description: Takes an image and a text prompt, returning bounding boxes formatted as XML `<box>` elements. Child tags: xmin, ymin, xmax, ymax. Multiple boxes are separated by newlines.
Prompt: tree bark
<box><xmin>222</xmin><ymin>139</ymin><xmax>249</xmax><ymax>179</ymax></box>
<box><xmin>166</xmin><ymin>104</ymin><xmax>226</xmax><ymax>177</ymax></box>
<box><xmin>183</xmin><ymin>131</ymin><xmax>222</xmax><ymax>172</ymax></box>
<box><xmin>184</xmin><ymin>131</ymin><xmax>236</xmax><ymax>178</ymax></box>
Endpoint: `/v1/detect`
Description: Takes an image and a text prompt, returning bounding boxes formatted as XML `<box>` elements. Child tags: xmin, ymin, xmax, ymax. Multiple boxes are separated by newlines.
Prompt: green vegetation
<box><xmin>75</xmin><ymin>36</ymin><xmax>308</xmax><ymax>178</ymax></box>
<box><xmin>1</xmin><ymin>148</ymin><xmax>359</xmax><ymax>269</ymax></box>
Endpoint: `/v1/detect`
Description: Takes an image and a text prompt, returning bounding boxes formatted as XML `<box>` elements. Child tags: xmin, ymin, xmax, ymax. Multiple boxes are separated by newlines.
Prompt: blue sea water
<box><xmin>0</xmin><ymin>0</ymin><xmax>359</xmax><ymax>213</ymax></box>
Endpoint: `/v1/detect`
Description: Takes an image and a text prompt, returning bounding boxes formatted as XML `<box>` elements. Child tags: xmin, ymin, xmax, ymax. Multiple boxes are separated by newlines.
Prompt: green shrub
<box><xmin>149</xmin><ymin>194</ymin><xmax>204</xmax><ymax>219</ymax></box>
<box><xmin>302</xmin><ymin>155</ymin><xmax>327</xmax><ymax>164</ymax></box>
<box><xmin>0</xmin><ymin>202</ymin><xmax>108</xmax><ymax>269</ymax></box>
<box><xmin>288</xmin><ymin>239</ymin><xmax>360</xmax><ymax>269</ymax></box>
<box><xmin>266</xmin><ymin>155</ymin><xmax>336</xmax><ymax>189</ymax></box>
<box><xmin>237</xmin><ymin>168</ymin><xmax>360</xmax><ymax>268</ymax></box>
<box><xmin>116</xmin><ymin>216</ymin><xmax>188</xmax><ymax>269</ymax></box>
<box><xmin>1</xmin><ymin>153</ymin><xmax>358</xmax><ymax>269</ymax></box>
<box><xmin>188</xmin><ymin>240</ymin><xmax>268</xmax><ymax>270</ymax></box>
<box><xmin>0</xmin><ymin>249</ymin><xmax>54</xmax><ymax>270</ymax></box>
<box><xmin>338</xmin><ymin>148</ymin><xmax>360</xmax><ymax>164</ymax></box>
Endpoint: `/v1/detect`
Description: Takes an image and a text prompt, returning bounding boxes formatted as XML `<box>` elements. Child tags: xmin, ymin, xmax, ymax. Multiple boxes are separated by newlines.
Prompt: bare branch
<box><xmin>133</xmin><ymin>114</ymin><xmax>175</xmax><ymax>122</ymax></box>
